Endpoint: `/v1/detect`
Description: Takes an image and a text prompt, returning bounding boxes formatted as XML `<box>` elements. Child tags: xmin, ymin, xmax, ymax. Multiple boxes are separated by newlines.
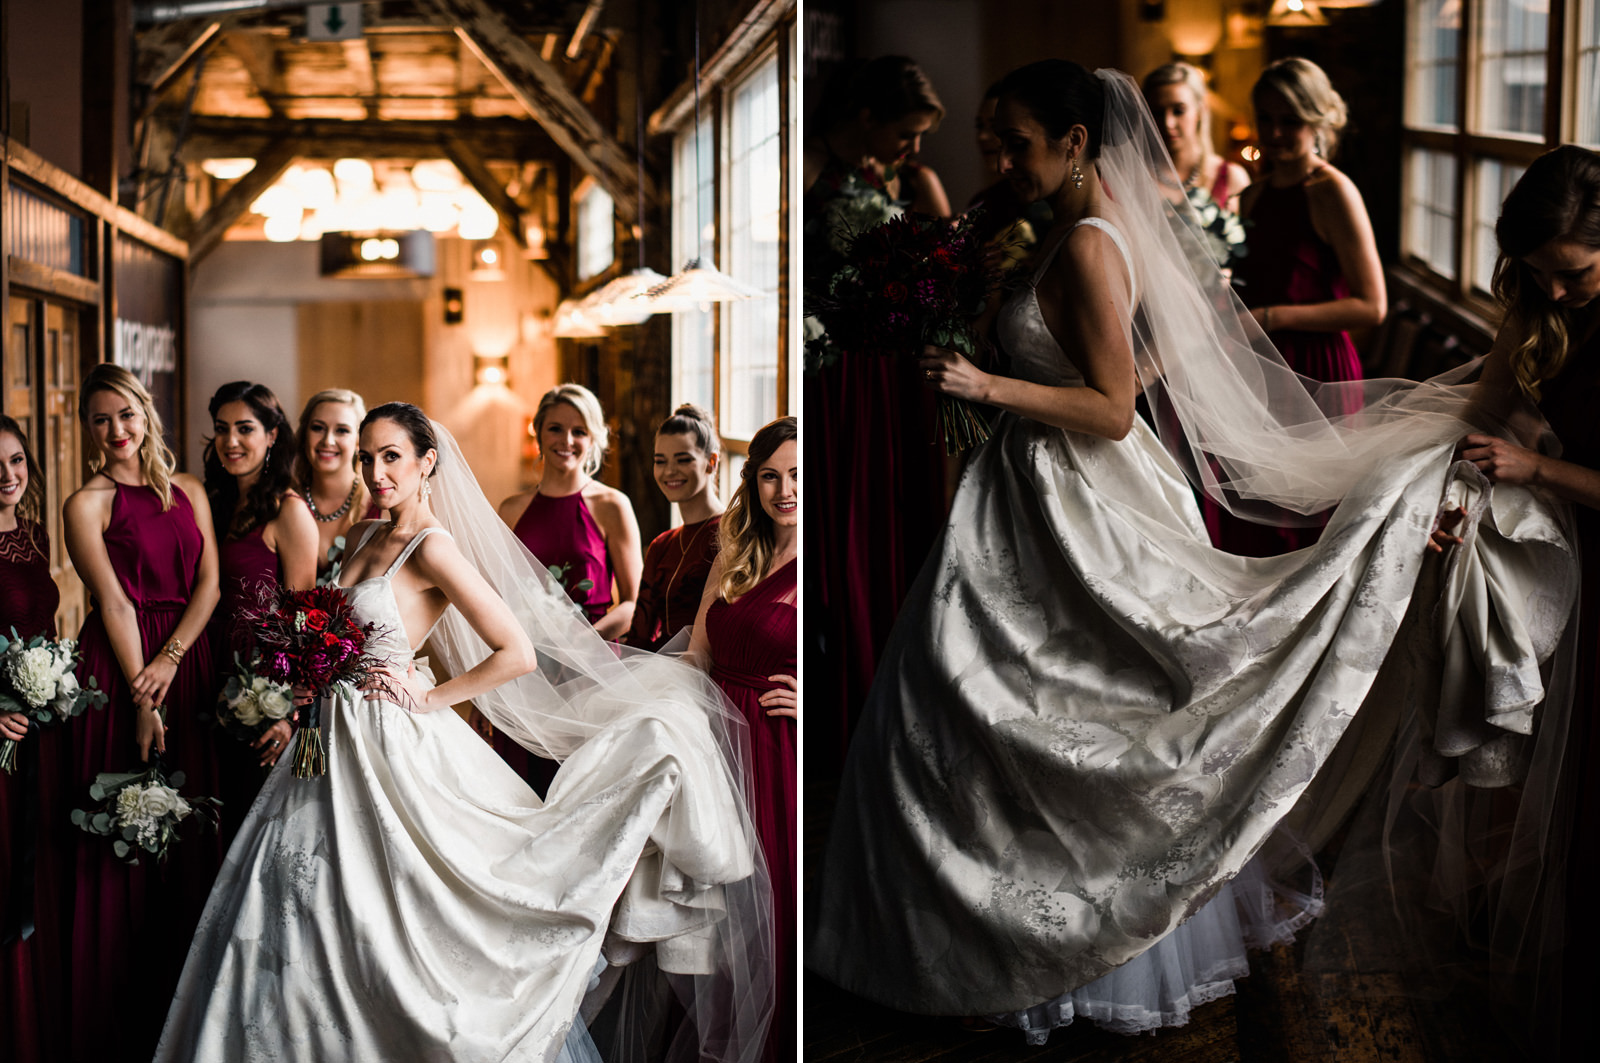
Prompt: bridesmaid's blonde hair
<box><xmin>718</xmin><ymin>416</ymin><xmax>796</xmax><ymax>602</ymax></box>
<box><xmin>534</xmin><ymin>384</ymin><xmax>609</xmax><ymax>477</ymax></box>
<box><xmin>1252</xmin><ymin>57</ymin><xmax>1348</xmax><ymax>162</ymax></box>
<box><xmin>1143</xmin><ymin>62</ymin><xmax>1218</xmax><ymax>164</ymax></box>
<box><xmin>78</xmin><ymin>363</ymin><xmax>178</xmax><ymax>510</ymax></box>
<box><xmin>294</xmin><ymin>388</ymin><xmax>370</xmax><ymax>514</ymax></box>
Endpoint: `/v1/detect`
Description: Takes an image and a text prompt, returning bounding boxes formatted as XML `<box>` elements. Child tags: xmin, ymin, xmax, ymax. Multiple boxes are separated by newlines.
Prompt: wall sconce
<box><xmin>474</xmin><ymin>353</ymin><xmax>510</xmax><ymax>387</ymax></box>
<box><xmin>470</xmin><ymin>240</ymin><xmax>507</xmax><ymax>281</ymax></box>
<box><xmin>443</xmin><ymin>287</ymin><xmax>464</xmax><ymax>325</ymax></box>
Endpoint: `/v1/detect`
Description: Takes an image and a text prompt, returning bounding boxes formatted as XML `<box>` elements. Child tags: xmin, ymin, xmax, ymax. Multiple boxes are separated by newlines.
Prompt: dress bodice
<box><xmin>1232</xmin><ymin>177</ymin><xmax>1350</xmax><ymax>311</ymax></box>
<box><xmin>338</xmin><ymin>525</ymin><xmax>447</xmax><ymax>665</ymax></box>
<box><xmin>0</xmin><ymin>520</ymin><xmax>57</xmax><ymax>638</ymax></box>
<box><xmin>512</xmin><ymin>490</ymin><xmax>613</xmax><ymax>624</ymax></box>
<box><xmin>704</xmin><ymin>558</ymin><xmax>797</xmax><ymax>694</ymax></box>
<box><xmin>213</xmin><ymin>524</ymin><xmax>279</xmax><ymax>655</ymax></box>
<box><xmin>97</xmin><ymin>480</ymin><xmax>205</xmax><ymax>612</ymax></box>
<box><xmin>996</xmin><ymin>217</ymin><xmax>1136</xmax><ymax>388</ymax></box>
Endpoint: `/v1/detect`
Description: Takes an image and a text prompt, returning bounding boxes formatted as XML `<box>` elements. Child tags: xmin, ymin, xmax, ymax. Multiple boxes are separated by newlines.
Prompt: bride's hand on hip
<box><xmin>919</xmin><ymin>346</ymin><xmax>990</xmax><ymax>403</ymax></box>
<box><xmin>367</xmin><ymin>661</ymin><xmax>434</xmax><ymax>713</ymax></box>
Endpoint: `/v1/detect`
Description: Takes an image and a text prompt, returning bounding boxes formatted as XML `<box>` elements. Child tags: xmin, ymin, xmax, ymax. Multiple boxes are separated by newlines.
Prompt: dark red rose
<box><xmin>304</xmin><ymin>609</ymin><xmax>329</xmax><ymax>632</ymax></box>
<box><xmin>882</xmin><ymin>281</ymin><xmax>909</xmax><ymax>303</ymax></box>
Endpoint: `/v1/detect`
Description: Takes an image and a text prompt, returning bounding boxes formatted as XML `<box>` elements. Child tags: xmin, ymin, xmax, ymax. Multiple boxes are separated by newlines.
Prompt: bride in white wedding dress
<box><xmin>156</xmin><ymin>404</ymin><xmax>771</xmax><ymax>1063</ymax></box>
<box><xmin>809</xmin><ymin>60</ymin><xmax>1573</xmax><ymax>1042</ymax></box>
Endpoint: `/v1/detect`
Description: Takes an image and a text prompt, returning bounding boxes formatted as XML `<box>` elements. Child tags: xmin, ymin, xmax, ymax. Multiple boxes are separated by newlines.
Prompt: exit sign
<box><xmin>307</xmin><ymin>3</ymin><xmax>363</xmax><ymax>41</ymax></box>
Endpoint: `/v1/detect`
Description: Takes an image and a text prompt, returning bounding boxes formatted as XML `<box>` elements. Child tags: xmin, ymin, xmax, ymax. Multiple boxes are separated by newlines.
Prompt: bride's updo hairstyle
<box><xmin>1251</xmin><ymin>57</ymin><xmax>1348</xmax><ymax>162</ymax></box>
<box><xmin>812</xmin><ymin>55</ymin><xmax>944</xmax><ymax>136</ymax></box>
<box><xmin>1492</xmin><ymin>144</ymin><xmax>1600</xmax><ymax>400</ymax></box>
<box><xmin>993</xmin><ymin>59</ymin><xmax>1107</xmax><ymax>159</ymax></box>
<box><xmin>718</xmin><ymin>415</ymin><xmax>796</xmax><ymax>603</ymax></box>
<box><xmin>360</xmin><ymin>401</ymin><xmax>440</xmax><ymax>476</ymax></box>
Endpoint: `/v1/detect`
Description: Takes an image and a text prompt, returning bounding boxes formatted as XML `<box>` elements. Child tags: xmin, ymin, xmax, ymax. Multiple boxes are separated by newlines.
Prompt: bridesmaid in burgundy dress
<box><xmin>622</xmin><ymin>403</ymin><xmax>724</xmax><ymax>652</ymax></box>
<box><xmin>493</xmin><ymin>384</ymin><xmax>642</xmax><ymax>790</ymax></box>
<box><xmin>293</xmin><ymin>387</ymin><xmax>379</xmax><ymax>584</ymax></box>
<box><xmin>0</xmin><ymin>417</ymin><xmax>71</xmax><ymax>1063</ymax></box>
<box><xmin>1216</xmin><ymin>58</ymin><xmax>1386</xmax><ymax>556</ymax></box>
<box><xmin>691</xmin><ymin>416</ymin><xmax>797</xmax><ymax>1063</ymax></box>
<box><xmin>203</xmin><ymin>382</ymin><xmax>317</xmax><ymax>842</ymax></box>
<box><xmin>62</xmin><ymin>364</ymin><xmax>222</xmax><ymax>1061</ymax></box>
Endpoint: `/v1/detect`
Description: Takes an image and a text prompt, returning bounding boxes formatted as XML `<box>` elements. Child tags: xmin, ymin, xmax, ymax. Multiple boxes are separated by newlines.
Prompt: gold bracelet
<box><xmin>161</xmin><ymin>636</ymin><xmax>185</xmax><ymax>665</ymax></box>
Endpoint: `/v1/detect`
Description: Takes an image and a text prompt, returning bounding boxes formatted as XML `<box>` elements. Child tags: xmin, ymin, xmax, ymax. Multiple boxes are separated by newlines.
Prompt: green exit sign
<box><xmin>306</xmin><ymin>3</ymin><xmax>363</xmax><ymax>42</ymax></box>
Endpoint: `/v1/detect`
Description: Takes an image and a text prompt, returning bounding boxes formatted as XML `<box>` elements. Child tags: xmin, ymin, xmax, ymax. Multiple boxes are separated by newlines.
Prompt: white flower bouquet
<box><xmin>211</xmin><ymin>651</ymin><xmax>296</xmax><ymax>749</ymax></box>
<box><xmin>0</xmin><ymin>629</ymin><xmax>108</xmax><ymax>774</ymax></box>
<box><xmin>71</xmin><ymin>756</ymin><xmax>221</xmax><ymax>865</ymax></box>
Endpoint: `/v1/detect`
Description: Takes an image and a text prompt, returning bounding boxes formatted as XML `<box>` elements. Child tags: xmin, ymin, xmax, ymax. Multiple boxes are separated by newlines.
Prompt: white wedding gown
<box><xmin>155</xmin><ymin>527</ymin><xmax>741</xmax><ymax>1062</ymax></box>
<box><xmin>809</xmin><ymin>218</ymin><xmax>1573</xmax><ymax>1035</ymax></box>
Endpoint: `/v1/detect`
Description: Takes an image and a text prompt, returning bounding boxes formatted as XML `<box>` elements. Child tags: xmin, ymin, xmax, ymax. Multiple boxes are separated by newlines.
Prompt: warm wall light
<box><xmin>470</xmin><ymin>240</ymin><xmax>507</xmax><ymax>280</ymax></box>
<box><xmin>1267</xmin><ymin>0</ymin><xmax>1329</xmax><ymax>25</ymax></box>
<box><xmin>474</xmin><ymin>354</ymin><xmax>510</xmax><ymax>387</ymax></box>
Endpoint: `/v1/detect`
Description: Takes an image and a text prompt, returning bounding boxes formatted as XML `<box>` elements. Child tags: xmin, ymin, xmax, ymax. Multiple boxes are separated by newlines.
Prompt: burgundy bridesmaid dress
<box><xmin>497</xmin><ymin>489</ymin><xmax>615</xmax><ymax>793</ymax></box>
<box><xmin>0</xmin><ymin>519</ymin><xmax>69</xmax><ymax>1063</ymax></box>
<box><xmin>622</xmin><ymin>514</ymin><xmax>722</xmax><ymax>651</ymax></box>
<box><xmin>704</xmin><ymin>558</ymin><xmax>797</xmax><ymax>1063</ymax></box>
<box><xmin>69</xmin><ymin>480</ymin><xmax>219</xmax><ymax>1062</ymax></box>
<box><xmin>209</xmin><ymin>523</ymin><xmax>282</xmax><ymax>845</ymax></box>
<box><xmin>1211</xmin><ymin>174</ymin><xmax>1365</xmax><ymax>557</ymax></box>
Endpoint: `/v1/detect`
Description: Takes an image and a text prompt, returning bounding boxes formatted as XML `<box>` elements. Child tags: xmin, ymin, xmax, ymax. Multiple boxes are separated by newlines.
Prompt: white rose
<box><xmin>116</xmin><ymin>786</ymin><xmax>151</xmax><ymax>829</ymax></box>
<box><xmin>232</xmin><ymin>690</ymin><xmax>265</xmax><ymax>727</ymax></box>
<box><xmin>136</xmin><ymin>783</ymin><xmax>180</xmax><ymax>820</ymax></box>
<box><xmin>50</xmin><ymin>671</ymin><xmax>81</xmax><ymax>720</ymax></box>
<box><xmin>257</xmin><ymin>686</ymin><xmax>292</xmax><ymax>721</ymax></box>
<box><xmin>6</xmin><ymin>646</ymin><xmax>57</xmax><ymax>708</ymax></box>
<box><xmin>173</xmin><ymin>795</ymin><xmax>193</xmax><ymax>821</ymax></box>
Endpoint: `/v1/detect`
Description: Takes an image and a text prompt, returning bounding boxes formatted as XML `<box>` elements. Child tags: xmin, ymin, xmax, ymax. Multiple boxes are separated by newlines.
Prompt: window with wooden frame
<box><xmin>1402</xmin><ymin>0</ymin><xmax>1600</xmax><ymax>310</ymax></box>
<box><xmin>661</xmin><ymin>14</ymin><xmax>796</xmax><ymax>499</ymax></box>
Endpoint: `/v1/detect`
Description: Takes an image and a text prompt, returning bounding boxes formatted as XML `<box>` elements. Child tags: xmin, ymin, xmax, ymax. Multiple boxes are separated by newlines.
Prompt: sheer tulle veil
<box><xmin>1092</xmin><ymin>68</ymin><xmax>1574</xmax><ymax>1027</ymax></box>
<box><xmin>423</xmin><ymin>420</ymin><xmax>773</xmax><ymax>1063</ymax></box>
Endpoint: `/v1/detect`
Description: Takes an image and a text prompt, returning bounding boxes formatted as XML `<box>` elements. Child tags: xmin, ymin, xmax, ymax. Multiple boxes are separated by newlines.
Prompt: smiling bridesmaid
<box><xmin>62</xmin><ymin>364</ymin><xmax>222</xmax><ymax>1061</ymax></box>
<box><xmin>203</xmin><ymin>381</ymin><xmax>317</xmax><ymax>842</ymax></box>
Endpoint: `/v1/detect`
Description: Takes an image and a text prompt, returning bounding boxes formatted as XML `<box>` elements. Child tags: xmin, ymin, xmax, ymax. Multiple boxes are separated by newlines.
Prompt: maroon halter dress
<box><xmin>496</xmin><ymin>488</ymin><xmax>615</xmax><ymax>794</ymax></box>
<box><xmin>69</xmin><ymin>479</ymin><xmax>219</xmax><ymax>1062</ymax></box>
<box><xmin>705</xmin><ymin>558</ymin><xmax>797</xmax><ymax>1063</ymax></box>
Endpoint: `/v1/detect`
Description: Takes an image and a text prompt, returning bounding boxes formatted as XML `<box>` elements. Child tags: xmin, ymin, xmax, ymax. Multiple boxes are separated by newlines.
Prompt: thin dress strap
<box><xmin>383</xmin><ymin>526</ymin><xmax>446</xmax><ymax>580</ymax></box>
<box><xmin>1072</xmin><ymin>217</ymin><xmax>1137</xmax><ymax>306</ymax></box>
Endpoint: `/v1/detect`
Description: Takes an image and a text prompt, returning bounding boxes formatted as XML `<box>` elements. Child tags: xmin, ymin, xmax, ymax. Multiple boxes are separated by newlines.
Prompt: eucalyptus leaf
<box><xmin>113</xmin><ymin>840</ymin><xmax>130</xmax><ymax>859</ymax></box>
<box><xmin>70</xmin><ymin>809</ymin><xmax>86</xmax><ymax>826</ymax></box>
<box><xmin>122</xmin><ymin>824</ymin><xmax>139</xmax><ymax>841</ymax></box>
<box><xmin>92</xmin><ymin>812</ymin><xmax>112</xmax><ymax>832</ymax></box>
<box><xmin>0</xmin><ymin>634</ymin><xmax>10</xmax><ymax>652</ymax></box>
<box><xmin>170</xmin><ymin>770</ymin><xmax>187</xmax><ymax>788</ymax></box>
<box><xmin>89</xmin><ymin>783</ymin><xmax>105</xmax><ymax>800</ymax></box>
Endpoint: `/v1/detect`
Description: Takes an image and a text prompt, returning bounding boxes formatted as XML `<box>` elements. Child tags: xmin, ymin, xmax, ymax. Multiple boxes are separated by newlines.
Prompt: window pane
<box><xmin>671</xmin><ymin>118</ymin><xmax>715</xmax><ymax>411</ymax></box>
<box><xmin>722</xmin><ymin>57</ymin><xmax>781</xmax><ymax>441</ymax></box>
<box><xmin>1473</xmin><ymin>158</ymin><xmax>1525</xmax><ymax>291</ymax></box>
<box><xmin>576</xmin><ymin>185</ymin><xmax>615</xmax><ymax>280</ymax></box>
<box><xmin>1474</xmin><ymin>0</ymin><xmax>1549</xmax><ymax>138</ymax></box>
<box><xmin>1578</xmin><ymin>0</ymin><xmax>1600</xmax><ymax>147</ymax></box>
<box><xmin>1406</xmin><ymin>148</ymin><xmax>1458</xmax><ymax>279</ymax></box>
<box><xmin>1406</xmin><ymin>0</ymin><xmax>1461</xmax><ymax>129</ymax></box>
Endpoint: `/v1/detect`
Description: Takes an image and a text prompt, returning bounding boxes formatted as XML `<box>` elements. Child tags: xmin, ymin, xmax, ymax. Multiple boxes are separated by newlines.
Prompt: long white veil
<box><xmin>423</xmin><ymin>421</ymin><xmax>773</xmax><ymax>1063</ymax></box>
<box><xmin>1091</xmin><ymin>69</ymin><xmax>1575</xmax><ymax>1032</ymax></box>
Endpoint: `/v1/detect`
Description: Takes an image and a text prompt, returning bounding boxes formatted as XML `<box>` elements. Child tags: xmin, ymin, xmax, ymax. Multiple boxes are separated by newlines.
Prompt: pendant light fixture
<box><xmin>639</xmin><ymin>0</ymin><xmax>766</xmax><ymax>314</ymax></box>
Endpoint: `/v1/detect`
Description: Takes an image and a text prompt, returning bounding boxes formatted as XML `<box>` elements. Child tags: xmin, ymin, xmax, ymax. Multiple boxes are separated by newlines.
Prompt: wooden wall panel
<box><xmin>296</xmin><ymin>300</ymin><xmax>426</xmax><ymax>412</ymax></box>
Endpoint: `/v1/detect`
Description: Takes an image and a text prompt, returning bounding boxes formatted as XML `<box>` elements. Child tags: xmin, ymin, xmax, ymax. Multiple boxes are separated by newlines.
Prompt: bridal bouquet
<box><xmin>1184</xmin><ymin>186</ymin><xmax>1249</xmax><ymax>277</ymax></box>
<box><xmin>239</xmin><ymin>584</ymin><xmax>385</xmax><ymax>778</ymax></box>
<box><xmin>211</xmin><ymin>651</ymin><xmax>296</xmax><ymax>748</ymax></box>
<box><xmin>805</xmin><ymin>209</ymin><xmax>994</xmax><ymax>452</ymax></box>
<box><xmin>0</xmin><ymin>630</ymin><xmax>107</xmax><ymax>774</ymax></box>
<box><xmin>71</xmin><ymin>756</ymin><xmax>220</xmax><ymax>865</ymax></box>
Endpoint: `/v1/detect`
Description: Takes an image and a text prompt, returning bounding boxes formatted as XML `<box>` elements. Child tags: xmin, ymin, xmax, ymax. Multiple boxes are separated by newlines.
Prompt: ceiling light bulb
<box><xmin>263</xmin><ymin>214</ymin><xmax>302</xmax><ymax>242</ymax></box>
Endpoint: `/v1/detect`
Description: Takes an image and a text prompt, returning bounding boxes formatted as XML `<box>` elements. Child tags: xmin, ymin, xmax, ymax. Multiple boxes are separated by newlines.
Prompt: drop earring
<box><xmin>1070</xmin><ymin>157</ymin><xmax>1084</xmax><ymax>190</ymax></box>
<box><xmin>421</xmin><ymin>476</ymin><xmax>433</xmax><ymax>503</ymax></box>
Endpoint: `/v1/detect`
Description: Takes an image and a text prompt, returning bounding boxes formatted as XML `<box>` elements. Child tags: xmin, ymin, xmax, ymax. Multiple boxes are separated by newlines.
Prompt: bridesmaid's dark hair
<box><xmin>995</xmin><ymin>59</ymin><xmax>1106</xmax><ymax>159</ymax></box>
<box><xmin>1492</xmin><ymin>145</ymin><xmax>1600</xmax><ymax>400</ymax></box>
<box><xmin>656</xmin><ymin>403</ymin><xmax>721</xmax><ymax>457</ymax></box>
<box><xmin>718</xmin><ymin>416</ymin><xmax>797</xmax><ymax>603</ymax></box>
<box><xmin>204</xmin><ymin>381</ymin><xmax>297</xmax><ymax>541</ymax></box>
<box><xmin>361</xmin><ymin>402</ymin><xmax>440</xmax><ymax>474</ymax></box>
<box><xmin>813</xmin><ymin>56</ymin><xmax>945</xmax><ymax>134</ymax></box>
<box><xmin>0</xmin><ymin>413</ymin><xmax>46</xmax><ymax>528</ymax></box>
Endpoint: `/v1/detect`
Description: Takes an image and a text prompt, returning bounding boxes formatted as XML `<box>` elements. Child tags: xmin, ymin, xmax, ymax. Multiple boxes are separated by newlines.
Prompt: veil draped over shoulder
<box><xmin>423</xmin><ymin>421</ymin><xmax>773</xmax><ymax>1063</ymax></box>
<box><xmin>1094</xmin><ymin>68</ymin><xmax>1576</xmax><ymax>1018</ymax></box>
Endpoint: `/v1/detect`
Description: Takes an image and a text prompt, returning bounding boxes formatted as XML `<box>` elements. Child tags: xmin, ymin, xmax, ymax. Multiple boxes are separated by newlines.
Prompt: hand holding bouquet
<box><xmin>71</xmin><ymin>755</ymin><xmax>220</xmax><ymax>865</ymax></box>
<box><xmin>0</xmin><ymin>630</ymin><xmax>107</xmax><ymax>774</ymax></box>
<box><xmin>239</xmin><ymin>585</ymin><xmax>387</xmax><ymax>778</ymax></box>
<box><xmin>212</xmin><ymin>651</ymin><xmax>297</xmax><ymax>766</ymax></box>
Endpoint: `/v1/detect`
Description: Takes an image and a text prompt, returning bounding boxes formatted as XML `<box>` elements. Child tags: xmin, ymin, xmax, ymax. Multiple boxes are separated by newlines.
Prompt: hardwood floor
<box><xmin>803</xmin><ymin>782</ymin><xmax>1535</xmax><ymax>1063</ymax></box>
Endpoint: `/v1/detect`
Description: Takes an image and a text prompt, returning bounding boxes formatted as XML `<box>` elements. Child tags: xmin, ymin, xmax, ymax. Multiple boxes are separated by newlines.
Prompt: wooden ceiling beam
<box><xmin>224</xmin><ymin>30</ymin><xmax>284</xmax><ymax>117</ymax></box>
<box><xmin>421</xmin><ymin>0</ymin><xmax>650</xmax><ymax>224</ymax></box>
<box><xmin>443</xmin><ymin>136</ymin><xmax>527</xmax><ymax>250</ymax></box>
<box><xmin>342</xmin><ymin>38</ymin><xmax>378</xmax><ymax>119</ymax></box>
<box><xmin>183</xmin><ymin>136</ymin><xmax>299</xmax><ymax>264</ymax></box>
<box><xmin>176</xmin><ymin>114</ymin><xmax>560</xmax><ymax>161</ymax></box>
<box><xmin>135</xmin><ymin>18</ymin><xmax>223</xmax><ymax>116</ymax></box>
